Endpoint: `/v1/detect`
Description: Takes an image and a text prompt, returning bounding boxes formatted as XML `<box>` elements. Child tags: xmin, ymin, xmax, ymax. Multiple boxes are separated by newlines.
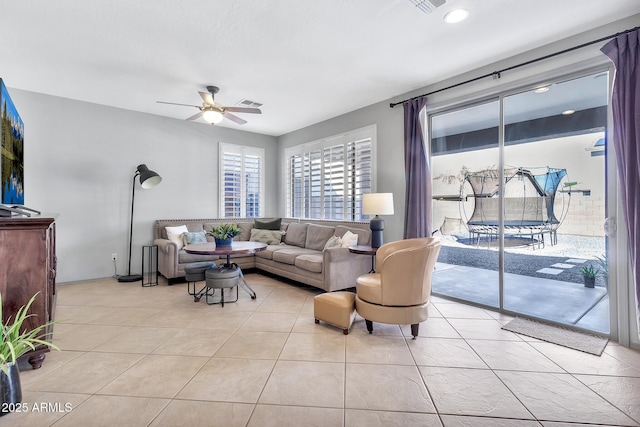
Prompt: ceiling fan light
<box><xmin>202</xmin><ymin>109</ymin><xmax>224</xmax><ymax>124</ymax></box>
<box><xmin>444</xmin><ymin>8</ymin><xmax>469</xmax><ymax>23</ymax></box>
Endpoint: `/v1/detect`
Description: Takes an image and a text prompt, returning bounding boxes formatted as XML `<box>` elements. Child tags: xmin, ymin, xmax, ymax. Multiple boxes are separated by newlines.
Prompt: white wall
<box><xmin>11</xmin><ymin>90</ymin><xmax>277</xmax><ymax>283</ymax></box>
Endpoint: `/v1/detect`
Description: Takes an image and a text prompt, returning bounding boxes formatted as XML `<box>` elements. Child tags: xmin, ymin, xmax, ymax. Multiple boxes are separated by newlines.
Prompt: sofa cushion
<box><xmin>283</xmin><ymin>223</ymin><xmax>308</xmax><ymax>247</ymax></box>
<box><xmin>335</xmin><ymin>225</ymin><xmax>371</xmax><ymax>246</ymax></box>
<box><xmin>294</xmin><ymin>253</ymin><xmax>324</xmax><ymax>273</ymax></box>
<box><xmin>254</xmin><ymin>218</ymin><xmax>282</xmax><ymax>230</ymax></box>
<box><xmin>166</xmin><ymin>225</ymin><xmax>189</xmax><ymax>249</ymax></box>
<box><xmin>182</xmin><ymin>231</ymin><xmax>207</xmax><ymax>245</ymax></box>
<box><xmin>235</xmin><ymin>222</ymin><xmax>254</xmax><ymax>241</ymax></box>
<box><xmin>255</xmin><ymin>244</ymin><xmax>288</xmax><ymax>260</ymax></box>
<box><xmin>305</xmin><ymin>224</ymin><xmax>336</xmax><ymax>251</ymax></box>
<box><xmin>272</xmin><ymin>247</ymin><xmax>318</xmax><ymax>265</ymax></box>
<box><xmin>250</xmin><ymin>229</ymin><xmax>284</xmax><ymax>245</ymax></box>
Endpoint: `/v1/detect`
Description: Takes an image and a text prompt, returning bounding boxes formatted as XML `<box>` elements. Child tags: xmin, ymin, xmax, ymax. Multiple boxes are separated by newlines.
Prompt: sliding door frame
<box><xmin>427</xmin><ymin>65</ymin><xmax>624</xmax><ymax>340</ymax></box>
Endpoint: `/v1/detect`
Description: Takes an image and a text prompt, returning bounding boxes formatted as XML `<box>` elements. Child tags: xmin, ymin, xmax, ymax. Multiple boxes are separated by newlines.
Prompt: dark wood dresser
<box><xmin>0</xmin><ymin>216</ymin><xmax>56</xmax><ymax>369</ymax></box>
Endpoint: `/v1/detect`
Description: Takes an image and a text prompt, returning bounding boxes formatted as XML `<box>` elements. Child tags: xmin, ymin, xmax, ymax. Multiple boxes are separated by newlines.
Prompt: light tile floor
<box><xmin>3</xmin><ymin>273</ymin><xmax>640</xmax><ymax>426</ymax></box>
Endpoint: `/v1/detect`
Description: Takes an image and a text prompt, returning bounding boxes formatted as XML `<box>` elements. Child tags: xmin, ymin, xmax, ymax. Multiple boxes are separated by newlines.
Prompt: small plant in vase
<box><xmin>207</xmin><ymin>223</ymin><xmax>241</xmax><ymax>247</ymax></box>
<box><xmin>1</xmin><ymin>292</ymin><xmax>59</xmax><ymax>415</ymax></box>
<box><xmin>580</xmin><ymin>264</ymin><xmax>600</xmax><ymax>288</ymax></box>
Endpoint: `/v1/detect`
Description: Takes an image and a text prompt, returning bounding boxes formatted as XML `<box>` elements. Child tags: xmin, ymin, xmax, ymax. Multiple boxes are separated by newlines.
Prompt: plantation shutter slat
<box><xmin>220</xmin><ymin>144</ymin><xmax>264</xmax><ymax>218</ymax></box>
<box><xmin>285</xmin><ymin>126</ymin><xmax>375</xmax><ymax>220</ymax></box>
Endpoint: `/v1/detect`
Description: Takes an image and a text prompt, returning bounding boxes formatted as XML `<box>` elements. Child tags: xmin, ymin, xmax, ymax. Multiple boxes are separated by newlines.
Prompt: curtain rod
<box><xmin>389</xmin><ymin>25</ymin><xmax>639</xmax><ymax>108</ymax></box>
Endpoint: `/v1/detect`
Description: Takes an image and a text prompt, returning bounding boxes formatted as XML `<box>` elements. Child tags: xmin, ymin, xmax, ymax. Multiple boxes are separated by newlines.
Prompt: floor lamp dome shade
<box><xmin>362</xmin><ymin>193</ymin><xmax>394</xmax><ymax>248</ymax></box>
<box><xmin>118</xmin><ymin>164</ymin><xmax>162</xmax><ymax>282</ymax></box>
<box><xmin>137</xmin><ymin>164</ymin><xmax>162</xmax><ymax>189</ymax></box>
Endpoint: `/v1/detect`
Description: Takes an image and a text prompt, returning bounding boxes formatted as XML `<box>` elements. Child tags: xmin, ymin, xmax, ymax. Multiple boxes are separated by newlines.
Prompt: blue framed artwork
<box><xmin>1</xmin><ymin>79</ymin><xmax>25</xmax><ymax>205</ymax></box>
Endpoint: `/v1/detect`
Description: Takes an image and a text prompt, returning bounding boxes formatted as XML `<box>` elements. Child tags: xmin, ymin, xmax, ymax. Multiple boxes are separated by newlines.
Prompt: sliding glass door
<box><xmin>431</xmin><ymin>99</ymin><xmax>500</xmax><ymax>308</ymax></box>
<box><xmin>430</xmin><ymin>71</ymin><xmax>611</xmax><ymax>334</ymax></box>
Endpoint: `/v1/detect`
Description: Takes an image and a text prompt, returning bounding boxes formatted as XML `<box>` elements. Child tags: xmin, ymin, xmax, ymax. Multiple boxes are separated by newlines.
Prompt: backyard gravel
<box><xmin>438</xmin><ymin>234</ymin><xmax>608</xmax><ymax>286</ymax></box>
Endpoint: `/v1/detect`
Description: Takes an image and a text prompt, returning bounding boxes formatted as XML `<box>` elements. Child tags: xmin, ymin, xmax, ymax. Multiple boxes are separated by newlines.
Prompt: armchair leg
<box><xmin>365</xmin><ymin>319</ymin><xmax>373</xmax><ymax>334</ymax></box>
<box><xmin>411</xmin><ymin>323</ymin><xmax>419</xmax><ymax>339</ymax></box>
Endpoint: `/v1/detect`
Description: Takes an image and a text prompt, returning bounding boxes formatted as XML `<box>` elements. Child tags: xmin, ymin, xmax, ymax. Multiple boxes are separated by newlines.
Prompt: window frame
<box><xmin>284</xmin><ymin>125</ymin><xmax>376</xmax><ymax>221</ymax></box>
<box><xmin>219</xmin><ymin>142</ymin><xmax>265</xmax><ymax>218</ymax></box>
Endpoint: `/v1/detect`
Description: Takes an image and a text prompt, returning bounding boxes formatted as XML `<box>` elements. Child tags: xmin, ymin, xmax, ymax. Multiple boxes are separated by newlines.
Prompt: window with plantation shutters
<box><xmin>285</xmin><ymin>125</ymin><xmax>376</xmax><ymax>221</ymax></box>
<box><xmin>219</xmin><ymin>143</ymin><xmax>264</xmax><ymax>218</ymax></box>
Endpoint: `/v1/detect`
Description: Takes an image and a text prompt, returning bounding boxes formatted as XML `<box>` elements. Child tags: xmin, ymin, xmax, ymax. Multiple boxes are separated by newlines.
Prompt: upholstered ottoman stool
<box><xmin>314</xmin><ymin>292</ymin><xmax>356</xmax><ymax>335</ymax></box>
<box><xmin>184</xmin><ymin>262</ymin><xmax>216</xmax><ymax>301</ymax></box>
<box><xmin>205</xmin><ymin>266</ymin><xmax>240</xmax><ymax>307</ymax></box>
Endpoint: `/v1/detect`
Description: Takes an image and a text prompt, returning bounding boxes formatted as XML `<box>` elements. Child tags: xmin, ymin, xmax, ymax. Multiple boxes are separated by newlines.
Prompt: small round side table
<box><xmin>348</xmin><ymin>245</ymin><xmax>378</xmax><ymax>273</ymax></box>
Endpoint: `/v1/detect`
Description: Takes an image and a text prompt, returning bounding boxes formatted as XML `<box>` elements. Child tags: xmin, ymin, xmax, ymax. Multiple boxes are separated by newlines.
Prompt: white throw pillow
<box><xmin>340</xmin><ymin>230</ymin><xmax>358</xmax><ymax>248</ymax></box>
<box><xmin>324</xmin><ymin>235</ymin><xmax>343</xmax><ymax>250</ymax></box>
<box><xmin>166</xmin><ymin>225</ymin><xmax>189</xmax><ymax>250</ymax></box>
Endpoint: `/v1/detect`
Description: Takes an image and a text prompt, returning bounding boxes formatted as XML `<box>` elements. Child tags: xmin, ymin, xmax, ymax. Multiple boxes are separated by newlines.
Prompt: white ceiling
<box><xmin>1</xmin><ymin>0</ymin><xmax>638</xmax><ymax>136</ymax></box>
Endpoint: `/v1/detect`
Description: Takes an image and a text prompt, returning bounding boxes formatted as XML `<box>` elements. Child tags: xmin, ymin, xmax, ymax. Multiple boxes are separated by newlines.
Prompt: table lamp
<box><xmin>362</xmin><ymin>193</ymin><xmax>394</xmax><ymax>248</ymax></box>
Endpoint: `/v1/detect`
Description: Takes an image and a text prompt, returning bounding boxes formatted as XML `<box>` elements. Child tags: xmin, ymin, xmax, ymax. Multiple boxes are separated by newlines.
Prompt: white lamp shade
<box><xmin>362</xmin><ymin>193</ymin><xmax>394</xmax><ymax>215</ymax></box>
<box><xmin>202</xmin><ymin>109</ymin><xmax>224</xmax><ymax>124</ymax></box>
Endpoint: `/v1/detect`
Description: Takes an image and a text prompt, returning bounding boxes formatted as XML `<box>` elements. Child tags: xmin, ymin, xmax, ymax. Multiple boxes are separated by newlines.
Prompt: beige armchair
<box><xmin>355</xmin><ymin>237</ymin><xmax>441</xmax><ymax>338</ymax></box>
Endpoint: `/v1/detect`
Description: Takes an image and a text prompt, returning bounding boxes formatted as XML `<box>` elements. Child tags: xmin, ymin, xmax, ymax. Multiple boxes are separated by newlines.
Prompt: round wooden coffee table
<box><xmin>184</xmin><ymin>241</ymin><xmax>267</xmax><ymax>299</ymax></box>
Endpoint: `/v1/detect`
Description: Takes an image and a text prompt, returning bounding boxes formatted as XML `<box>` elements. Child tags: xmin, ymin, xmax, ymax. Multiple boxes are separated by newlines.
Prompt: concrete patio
<box><xmin>432</xmin><ymin>262</ymin><xmax>610</xmax><ymax>334</ymax></box>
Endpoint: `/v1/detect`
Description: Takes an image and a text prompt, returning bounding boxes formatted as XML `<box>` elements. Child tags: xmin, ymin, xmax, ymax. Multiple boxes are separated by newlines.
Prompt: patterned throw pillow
<box><xmin>250</xmin><ymin>229</ymin><xmax>284</xmax><ymax>245</ymax></box>
<box><xmin>182</xmin><ymin>231</ymin><xmax>207</xmax><ymax>246</ymax></box>
<box><xmin>323</xmin><ymin>235</ymin><xmax>343</xmax><ymax>250</ymax></box>
<box><xmin>340</xmin><ymin>230</ymin><xmax>358</xmax><ymax>248</ymax></box>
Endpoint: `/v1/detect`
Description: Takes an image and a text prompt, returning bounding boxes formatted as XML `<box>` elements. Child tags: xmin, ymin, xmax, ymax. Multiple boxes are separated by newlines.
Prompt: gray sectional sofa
<box><xmin>153</xmin><ymin>218</ymin><xmax>373</xmax><ymax>292</ymax></box>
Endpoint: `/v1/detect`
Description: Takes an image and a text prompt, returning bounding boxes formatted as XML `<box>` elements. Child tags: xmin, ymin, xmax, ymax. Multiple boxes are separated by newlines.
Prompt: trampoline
<box><xmin>462</xmin><ymin>167</ymin><xmax>569</xmax><ymax>248</ymax></box>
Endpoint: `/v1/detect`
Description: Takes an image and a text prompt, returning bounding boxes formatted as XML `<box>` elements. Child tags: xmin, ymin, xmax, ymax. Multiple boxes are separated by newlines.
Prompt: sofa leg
<box><xmin>411</xmin><ymin>323</ymin><xmax>419</xmax><ymax>339</ymax></box>
<box><xmin>315</xmin><ymin>319</ymin><xmax>319</xmax><ymax>324</ymax></box>
<box><xmin>365</xmin><ymin>319</ymin><xmax>373</xmax><ymax>334</ymax></box>
<box><xmin>343</xmin><ymin>328</ymin><xmax>349</xmax><ymax>335</ymax></box>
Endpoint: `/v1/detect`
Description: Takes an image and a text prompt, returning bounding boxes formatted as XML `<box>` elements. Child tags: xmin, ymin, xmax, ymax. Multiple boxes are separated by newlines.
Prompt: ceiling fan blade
<box><xmin>185</xmin><ymin>111</ymin><xmax>204</xmax><ymax>121</ymax></box>
<box><xmin>223</xmin><ymin>107</ymin><xmax>262</xmax><ymax>114</ymax></box>
<box><xmin>199</xmin><ymin>91</ymin><xmax>214</xmax><ymax>106</ymax></box>
<box><xmin>157</xmin><ymin>101</ymin><xmax>200</xmax><ymax>108</ymax></box>
<box><xmin>223</xmin><ymin>112</ymin><xmax>247</xmax><ymax>125</ymax></box>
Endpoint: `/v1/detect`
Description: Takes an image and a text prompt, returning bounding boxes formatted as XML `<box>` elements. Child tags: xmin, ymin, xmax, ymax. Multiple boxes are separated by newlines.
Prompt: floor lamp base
<box><xmin>118</xmin><ymin>274</ymin><xmax>142</xmax><ymax>282</ymax></box>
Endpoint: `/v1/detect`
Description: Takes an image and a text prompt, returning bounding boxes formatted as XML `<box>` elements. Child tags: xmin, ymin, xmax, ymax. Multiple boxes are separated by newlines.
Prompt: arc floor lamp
<box><xmin>118</xmin><ymin>164</ymin><xmax>162</xmax><ymax>282</ymax></box>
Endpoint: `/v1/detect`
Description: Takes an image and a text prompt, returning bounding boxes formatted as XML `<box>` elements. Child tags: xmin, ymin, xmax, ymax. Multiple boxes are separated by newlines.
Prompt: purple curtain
<box><xmin>601</xmin><ymin>29</ymin><xmax>640</xmax><ymax>337</ymax></box>
<box><xmin>403</xmin><ymin>97</ymin><xmax>430</xmax><ymax>238</ymax></box>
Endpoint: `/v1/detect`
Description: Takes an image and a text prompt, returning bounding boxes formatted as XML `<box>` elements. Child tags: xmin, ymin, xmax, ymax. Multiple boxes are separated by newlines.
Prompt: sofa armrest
<box><xmin>155</xmin><ymin>238</ymin><xmax>179</xmax><ymax>279</ymax></box>
<box><xmin>323</xmin><ymin>247</ymin><xmax>372</xmax><ymax>291</ymax></box>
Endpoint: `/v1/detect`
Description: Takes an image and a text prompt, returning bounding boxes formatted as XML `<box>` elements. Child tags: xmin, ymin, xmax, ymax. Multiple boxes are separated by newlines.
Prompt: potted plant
<box><xmin>0</xmin><ymin>292</ymin><xmax>59</xmax><ymax>415</ymax></box>
<box><xmin>207</xmin><ymin>223</ymin><xmax>241</xmax><ymax>247</ymax></box>
<box><xmin>580</xmin><ymin>264</ymin><xmax>600</xmax><ymax>288</ymax></box>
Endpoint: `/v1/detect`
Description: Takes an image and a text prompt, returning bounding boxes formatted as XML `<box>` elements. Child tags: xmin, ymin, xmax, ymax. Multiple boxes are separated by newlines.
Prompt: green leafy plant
<box><xmin>0</xmin><ymin>292</ymin><xmax>59</xmax><ymax>375</ymax></box>
<box><xmin>580</xmin><ymin>264</ymin><xmax>600</xmax><ymax>279</ymax></box>
<box><xmin>595</xmin><ymin>254</ymin><xmax>608</xmax><ymax>278</ymax></box>
<box><xmin>207</xmin><ymin>223</ymin><xmax>241</xmax><ymax>240</ymax></box>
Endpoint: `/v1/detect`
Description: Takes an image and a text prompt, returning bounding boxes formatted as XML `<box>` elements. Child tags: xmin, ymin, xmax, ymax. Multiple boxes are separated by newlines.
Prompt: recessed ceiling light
<box><xmin>562</xmin><ymin>109</ymin><xmax>575</xmax><ymax>115</ymax></box>
<box><xmin>534</xmin><ymin>87</ymin><xmax>550</xmax><ymax>94</ymax></box>
<box><xmin>444</xmin><ymin>8</ymin><xmax>469</xmax><ymax>23</ymax></box>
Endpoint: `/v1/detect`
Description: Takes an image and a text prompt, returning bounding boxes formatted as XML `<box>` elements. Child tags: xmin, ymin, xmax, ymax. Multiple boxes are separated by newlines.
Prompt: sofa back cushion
<box><xmin>335</xmin><ymin>225</ymin><xmax>371</xmax><ymax>246</ymax></box>
<box><xmin>235</xmin><ymin>222</ymin><xmax>254</xmax><ymax>241</ymax></box>
<box><xmin>284</xmin><ymin>223</ymin><xmax>308</xmax><ymax>247</ymax></box>
<box><xmin>305</xmin><ymin>224</ymin><xmax>336</xmax><ymax>251</ymax></box>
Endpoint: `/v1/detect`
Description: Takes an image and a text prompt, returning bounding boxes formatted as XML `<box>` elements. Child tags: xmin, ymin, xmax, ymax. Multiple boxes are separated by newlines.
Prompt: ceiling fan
<box><xmin>157</xmin><ymin>86</ymin><xmax>261</xmax><ymax>125</ymax></box>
